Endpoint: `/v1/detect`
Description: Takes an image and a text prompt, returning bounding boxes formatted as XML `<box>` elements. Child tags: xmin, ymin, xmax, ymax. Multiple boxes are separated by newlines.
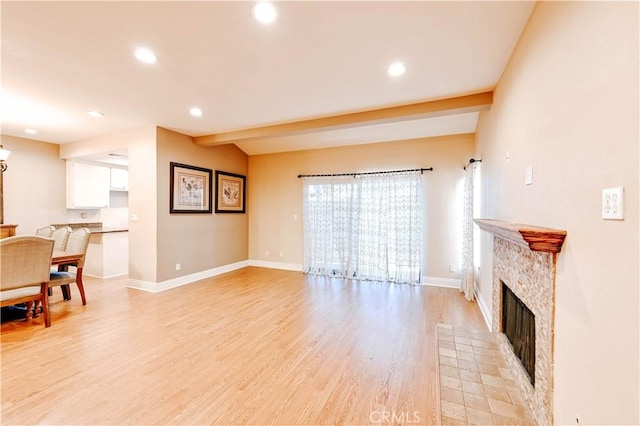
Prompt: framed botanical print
<box><xmin>170</xmin><ymin>162</ymin><xmax>213</xmax><ymax>213</ymax></box>
<box><xmin>215</xmin><ymin>170</ymin><xmax>246</xmax><ymax>213</ymax></box>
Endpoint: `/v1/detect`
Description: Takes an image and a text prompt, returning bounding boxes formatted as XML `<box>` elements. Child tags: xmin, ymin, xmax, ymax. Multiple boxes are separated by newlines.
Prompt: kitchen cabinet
<box><xmin>110</xmin><ymin>167</ymin><xmax>128</xmax><ymax>191</ymax></box>
<box><xmin>66</xmin><ymin>161</ymin><xmax>110</xmax><ymax>209</ymax></box>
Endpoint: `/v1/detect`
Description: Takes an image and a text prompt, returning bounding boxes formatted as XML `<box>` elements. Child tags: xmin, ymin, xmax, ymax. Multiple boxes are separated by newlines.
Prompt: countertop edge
<box><xmin>88</xmin><ymin>228</ymin><xmax>128</xmax><ymax>234</ymax></box>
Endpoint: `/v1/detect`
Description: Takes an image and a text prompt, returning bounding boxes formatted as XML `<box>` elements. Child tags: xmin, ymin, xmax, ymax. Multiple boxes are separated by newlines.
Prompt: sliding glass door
<box><xmin>302</xmin><ymin>171</ymin><xmax>424</xmax><ymax>285</ymax></box>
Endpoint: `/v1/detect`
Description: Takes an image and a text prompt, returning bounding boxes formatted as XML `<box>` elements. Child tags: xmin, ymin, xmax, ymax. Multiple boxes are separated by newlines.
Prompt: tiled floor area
<box><xmin>436</xmin><ymin>324</ymin><xmax>536</xmax><ymax>425</ymax></box>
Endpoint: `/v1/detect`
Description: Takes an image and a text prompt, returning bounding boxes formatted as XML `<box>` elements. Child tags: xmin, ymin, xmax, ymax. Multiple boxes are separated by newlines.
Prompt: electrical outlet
<box><xmin>449</xmin><ymin>265</ymin><xmax>455</xmax><ymax>273</ymax></box>
<box><xmin>279</xmin><ymin>251</ymin><xmax>284</xmax><ymax>257</ymax></box>
<box><xmin>602</xmin><ymin>187</ymin><xmax>624</xmax><ymax>220</ymax></box>
<box><xmin>175</xmin><ymin>263</ymin><xmax>181</xmax><ymax>271</ymax></box>
<box><xmin>265</xmin><ymin>250</ymin><xmax>269</xmax><ymax>256</ymax></box>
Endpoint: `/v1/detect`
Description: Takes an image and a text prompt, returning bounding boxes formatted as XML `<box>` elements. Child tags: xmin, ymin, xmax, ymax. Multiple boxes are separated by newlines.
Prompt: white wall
<box><xmin>475</xmin><ymin>2</ymin><xmax>639</xmax><ymax>424</ymax></box>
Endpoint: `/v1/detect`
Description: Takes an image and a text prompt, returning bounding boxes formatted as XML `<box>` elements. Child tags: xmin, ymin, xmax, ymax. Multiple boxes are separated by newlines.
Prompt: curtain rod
<box><xmin>297</xmin><ymin>167</ymin><xmax>433</xmax><ymax>179</ymax></box>
<box><xmin>463</xmin><ymin>158</ymin><xmax>482</xmax><ymax>170</ymax></box>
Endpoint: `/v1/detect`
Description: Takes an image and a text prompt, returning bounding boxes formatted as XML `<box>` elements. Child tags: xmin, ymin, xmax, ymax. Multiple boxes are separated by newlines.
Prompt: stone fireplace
<box><xmin>475</xmin><ymin>219</ymin><xmax>567</xmax><ymax>426</ymax></box>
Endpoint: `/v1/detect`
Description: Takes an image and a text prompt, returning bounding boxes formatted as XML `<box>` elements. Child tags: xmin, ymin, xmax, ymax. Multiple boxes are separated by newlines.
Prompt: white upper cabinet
<box><xmin>110</xmin><ymin>167</ymin><xmax>128</xmax><ymax>191</ymax></box>
<box><xmin>66</xmin><ymin>161</ymin><xmax>110</xmax><ymax>209</ymax></box>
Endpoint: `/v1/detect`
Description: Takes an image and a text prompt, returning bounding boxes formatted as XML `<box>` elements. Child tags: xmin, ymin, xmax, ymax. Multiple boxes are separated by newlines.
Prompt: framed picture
<box><xmin>215</xmin><ymin>170</ymin><xmax>246</xmax><ymax>213</ymax></box>
<box><xmin>170</xmin><ymin>162</ymin><xmax>212</xmax><ymax>213</ymax></box>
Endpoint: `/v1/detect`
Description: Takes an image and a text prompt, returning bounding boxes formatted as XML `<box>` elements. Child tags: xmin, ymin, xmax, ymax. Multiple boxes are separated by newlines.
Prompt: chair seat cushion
<box><xmin>1</xmin><ymin>286</ymin><xmax>42</xmax><ymax>302</ymax></box>
<box><xmin>49</xmin><ymin>272</ymin><xmax>76</xmax><ymax>286</ymax></box>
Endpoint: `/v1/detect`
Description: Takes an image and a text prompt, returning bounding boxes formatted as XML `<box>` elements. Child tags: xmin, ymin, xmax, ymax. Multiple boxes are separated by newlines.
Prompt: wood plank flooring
<box><xmin>1</xmin><ymin>267</ymin><xmax>487</xmax><ymax>425</ymax></box>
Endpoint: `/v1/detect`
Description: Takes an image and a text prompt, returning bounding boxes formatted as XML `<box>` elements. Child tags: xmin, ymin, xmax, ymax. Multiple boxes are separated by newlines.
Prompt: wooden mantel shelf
<box><xmin>474</xmin><ymin>219</ymin><xmax>567</xmax><ymax>254</ymax></box>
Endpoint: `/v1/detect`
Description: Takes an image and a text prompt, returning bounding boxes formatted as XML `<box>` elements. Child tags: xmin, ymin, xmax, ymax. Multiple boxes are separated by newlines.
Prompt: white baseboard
<box><xmin>475</xmin><ymin>287</ymin><xmax>493</xmax><ymax>330</ymax></box>
<box><xmin>127</xmin><ymin>278</ymin><xmax>158</xmax><ymax>292</ymax></box>
<box><xmin>125</xmin><ymin>262</ymin><xmax>479</xmax><ymax>301</ymax></box>
<box><xmin>85</xmin><ymin>272</ymin><xmax>128</xmax><ymax>280</ymax></box>
<box><xmin>423</xmin><ymin>276</ymin><xmax>461</xmax><ymax>288</ymax></box>
<box><xmin>247</xmin><ymin>260</ymin><xmax>303</xmax><ymax>272</ymax></box>
<box><xmin>127</xmin><ymin>260</ymin><xmax>250</xmax><ymax>293</ymax></box>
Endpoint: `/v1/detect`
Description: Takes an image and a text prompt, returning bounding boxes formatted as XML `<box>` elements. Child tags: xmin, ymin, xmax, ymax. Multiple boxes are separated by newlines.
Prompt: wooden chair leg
<box><xmin>57</xmin><ymin>265</ymin><xmax>71</xmax><ymax>300</ymax></box>
<box><xmin>61</xmin><ymin>284</ymin><xmax>71</xmax><ymax>300</ymax></box>
<box><xmin>32</xmin><ymin>299</ymin><xmax>42</xmax><ymax>317</ymax></box>
<box><xmin>25</xmin><ymin>301</ymin><xmax>34</xmax><ymax>320</ymax></box>
<box><xmin>41</xmin><ymin>283</ymin><xmax>51</xmax><ymax>328</ymax></box>
<box><xmin>76</xmin><ymin>268</ymin><xmax>86</xmax><ymax>305</ymax></box>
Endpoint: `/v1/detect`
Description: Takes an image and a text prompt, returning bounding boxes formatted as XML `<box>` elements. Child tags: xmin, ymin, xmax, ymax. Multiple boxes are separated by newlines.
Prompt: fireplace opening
<box><xmin>501</xmin><ymin>282</ymin><xmax>536</xmax><ymax>386</ymax></box>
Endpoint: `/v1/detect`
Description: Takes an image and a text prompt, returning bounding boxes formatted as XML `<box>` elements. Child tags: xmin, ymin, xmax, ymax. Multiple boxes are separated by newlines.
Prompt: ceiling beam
<box><xmin>193</xmin><ymin>91</ymin><xmax>493</xmax><ymax>146</ymax></box>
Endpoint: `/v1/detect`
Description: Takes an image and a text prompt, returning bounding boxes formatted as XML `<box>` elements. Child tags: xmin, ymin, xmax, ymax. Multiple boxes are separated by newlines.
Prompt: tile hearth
<box><xmin>436</xmin><ymin>324</ymin><xmax>536</xmax><ymax>425</ymax></box>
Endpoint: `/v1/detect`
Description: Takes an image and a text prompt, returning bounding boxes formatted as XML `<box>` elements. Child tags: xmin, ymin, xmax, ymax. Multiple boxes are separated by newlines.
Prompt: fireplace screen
<box><xmin>502</xmin><ymin>282</ymin><xmax>535</xmax><ymax>386</ymax></box>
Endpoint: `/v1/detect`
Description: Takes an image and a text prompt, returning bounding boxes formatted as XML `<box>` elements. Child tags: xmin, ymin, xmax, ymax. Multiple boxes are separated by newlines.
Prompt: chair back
<box><xmin>0</xmin><ymin>236</ymin><xmax>54</xmax><ymax>291</ymax></box>
<box><xmin>52</xmin><ymin>226</ymin><xmax>72</xmax><ymax>251</ymax></box>
<box><xmin>35</xmin><ymin>226</ymin><xmax>55</xmax><ymax>238</ymax></box>
<box><xmin>64</xmin><ymin>228</ymin><xmax>91</xmax><ymax>268</ymax></box>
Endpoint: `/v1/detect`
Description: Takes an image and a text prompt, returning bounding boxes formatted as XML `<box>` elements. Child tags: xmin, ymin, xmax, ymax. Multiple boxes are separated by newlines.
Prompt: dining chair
<box><xmin>48</xmin><ymin>227</ymin><xmax>91</xmax><ymax>305</ymax></box>
<box><xmin>0</xmin><ymin>236</ymin><xmax>55</xmax><ymax>327</ymax></box>
<box><xmin>46</xmin><ymin>226</ymin><xmax>71</xmax><ymax>299</ymax></box>
<box><xmin>36</xmin><ymin>226</ymin><xmax>55</xmax><ymax>238</ymax></box>
<box><xmin>52</xmin><ymin>226</ymin><xmax>72</xmax><ymax>251</ymax></box>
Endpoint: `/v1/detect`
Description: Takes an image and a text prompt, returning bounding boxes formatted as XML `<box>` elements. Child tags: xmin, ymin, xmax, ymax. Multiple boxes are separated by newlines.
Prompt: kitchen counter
<box><xmin>51</xmin><ymin>222</ymin><xmax>129</xmax><ymax>278</ymax></box>
<box><xmin>51</xmin><ymin>222</ymin><xmax>128</xmax><ymax>234</ymax></box>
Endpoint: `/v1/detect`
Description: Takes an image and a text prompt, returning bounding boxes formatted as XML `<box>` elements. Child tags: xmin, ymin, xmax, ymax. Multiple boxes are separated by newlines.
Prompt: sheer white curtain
<box><xmin>460</xmin><ymin>164</ymin><xmax>476</xmax><ymax>301</ymax></box>
<box><xmin>303</xmin><ymin>171</ymin><xmax>424</xmax><ymax>284</ymax></box>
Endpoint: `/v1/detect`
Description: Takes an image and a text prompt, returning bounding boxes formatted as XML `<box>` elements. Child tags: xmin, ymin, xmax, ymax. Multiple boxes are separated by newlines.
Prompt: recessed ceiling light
<box><xmin>24</xmin><ymin>128</ymin><xmax>38</xmax><ymax>135</ymax></box>
<box><xmin>88</xmin><ymin>111</ymin><xmax>104</xmax><ymax>118</ymax></box>
<box><xmin>253</xmin><ymin>2</ymin><xmax>277</xmax><ymax>24</ymax></box>
<box><xmin>190</xmin><ymin>107</ymin><xmax>203</xmax><ymax>117</ymax></box>
<box><xmin>387</xmin><ymin>62</ymin><xmax>406</xmax><ymax>77</ymax></box>
<box><xmin>134</xmin><ymin>47</ymin><xmax>157</xmax><ymax>64</ymax></box>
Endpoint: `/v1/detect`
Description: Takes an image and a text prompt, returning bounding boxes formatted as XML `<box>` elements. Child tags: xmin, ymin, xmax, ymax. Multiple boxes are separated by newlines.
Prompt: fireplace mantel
<box><xmin>475</xmin><ymin>219</ymin><xmax>567</xmax><ymax>254</ymax></box>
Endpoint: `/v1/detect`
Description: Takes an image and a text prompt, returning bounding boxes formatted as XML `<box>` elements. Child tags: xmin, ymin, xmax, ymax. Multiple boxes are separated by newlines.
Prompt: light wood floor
<box><xmin>1</xmin><ymin>267</ymin><xmax>487</xmax><ymax>425</ymax></box>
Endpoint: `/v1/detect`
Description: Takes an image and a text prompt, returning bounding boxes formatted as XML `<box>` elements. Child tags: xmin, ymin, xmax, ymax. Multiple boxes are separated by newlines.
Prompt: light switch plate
<box><xmin>602</xmin><ymin>187</ymin><xmax>624</xmax><ymax>220</ymax></box>
<box><xmin>525</xmin><ymin>166</ymin><xmax>533</xmax><ymax>185</ymax></box>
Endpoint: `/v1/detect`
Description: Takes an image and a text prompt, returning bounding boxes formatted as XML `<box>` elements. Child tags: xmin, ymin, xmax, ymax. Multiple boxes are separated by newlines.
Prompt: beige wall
<box><xmin>248</xmin><ymin>134</ymin><xmax>474</xmax><ymax>279</ymax></box>
<box><xmin>0</xmin><ymin>135</ymin><xmax>67</xmax><ymax>234</ymax></box>
<box><xmin>475</xmin><ymin>2</ymin><xmax>639</xmax><ymax>424</ymax></box>
<box><xmin>59</xmin><ymin>130</ymin><xmax>129</xmax><ymax>159</ymax></box>
<box><xmin>127</xmin><ymin>127</ymin><xmax>159</xmax><ymax>283</ymax></box>
<box><xmin>156</xmin><ymin>127</ymin><xmax>248</xmax><ymax>282</ymax></box>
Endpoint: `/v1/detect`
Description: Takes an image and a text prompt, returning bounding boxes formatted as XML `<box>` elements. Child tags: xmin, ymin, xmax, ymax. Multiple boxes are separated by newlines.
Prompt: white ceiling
<box><xmin>1</xmin><ymin>1</ymin><xmax>535</xmax><ymax>156</ymax></box>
